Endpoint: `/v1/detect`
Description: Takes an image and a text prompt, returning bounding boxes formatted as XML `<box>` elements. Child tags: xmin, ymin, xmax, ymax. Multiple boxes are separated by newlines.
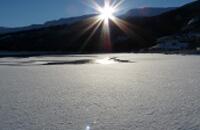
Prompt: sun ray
<box><xmin>101</xmin><ymin>18</ymin><xmax>112</xmax><ymax>51</ymax></box>
<box><xmin>112</xmin><ymin>16</ymin><xmax>151</xmax><ymax>44</ymax></box>
<box><xmin>79</xmin><ymin>16</ymin><xmax>102</xmax><ymax>36</ymax></box>
<box><xmin>80</xmin><ymin>19</ymin><xmax>104</xmax><ymax>51</ymax></box>
<box><xmin>111</xmin><ymin>16</ymin><xmax>133</xmax><ymax>35</ymax></box>
<box><xmin>112</xmin><ymin>0</ymin><xmax>125</xmax><ymax>10</ymax></box>
<box><xmin>69</xmin><ymin>16</ymin><xmax>102</xmax><ymax>46</ymax></box>
<box><xmin>77</xmin><ymin>0</ymin><xmax>137</xmax><ymax>52</ymax></box>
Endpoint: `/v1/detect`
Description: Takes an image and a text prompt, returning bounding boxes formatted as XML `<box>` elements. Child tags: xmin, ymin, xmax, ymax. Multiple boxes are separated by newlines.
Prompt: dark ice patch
<box><xmin>0</xmin><ymin>57</ymin><xmax>134</xmax><ymax>66</ymax></box>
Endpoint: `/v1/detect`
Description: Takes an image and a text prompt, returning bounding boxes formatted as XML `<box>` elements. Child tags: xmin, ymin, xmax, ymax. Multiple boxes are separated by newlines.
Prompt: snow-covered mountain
<box><xmin>124</xmin><ymin>7</ymin><xmax>176</xmax><ymax>17</ymax></box>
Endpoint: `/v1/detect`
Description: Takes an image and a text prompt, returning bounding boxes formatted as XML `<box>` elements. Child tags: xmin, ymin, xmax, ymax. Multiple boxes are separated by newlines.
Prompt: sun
<box><xmin>98</xmin><ymin>3</ymin><xmax>116</xmax><ymax>21</ymax></box>
<box><xmin>79</xmin><ymin>0</ymin><xmax>132</xmax><ymax>52</ymax></box>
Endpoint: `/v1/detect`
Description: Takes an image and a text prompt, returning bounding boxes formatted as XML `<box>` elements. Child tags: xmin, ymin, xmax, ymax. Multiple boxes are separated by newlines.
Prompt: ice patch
<box><xmin>0</xmin><ymin>56</ymin><xmax>133</xmax><ymax>66</ymax></box>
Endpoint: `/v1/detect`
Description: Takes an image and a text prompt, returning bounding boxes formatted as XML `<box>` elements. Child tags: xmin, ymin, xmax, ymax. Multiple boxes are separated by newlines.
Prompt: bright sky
<box><xmin>0</xmin><ymin>0</ymin><xmax>194</xmax><ymax>27</ymax></box>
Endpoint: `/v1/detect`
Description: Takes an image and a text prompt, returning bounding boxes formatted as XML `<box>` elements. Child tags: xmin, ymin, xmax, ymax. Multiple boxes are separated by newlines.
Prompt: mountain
<box><xmin>124</xmin><ymin>7</ymin><xmax>176</xmax><ymax>17</ymax></box>
<box><xmin>44</xmin><ymin>14</ymin><xmax>94</xmax><ymax>27</ymax></box>
<box><xmin>0</xmin><ymin>7</ymin><xmax>176</xmax><ymax>35</ymax></box>
<box><xmin>182</xmin><ymin>16</ymin><xmax>200</xmax><ymax>32</ymax></box>
<box><xmin>0</xmin><ymin>0</ymin><xmax>199</xmax><ymax>53</ymax></box>
<box><xmin>0</xmin><ymin>27</ymin><xmax>8</xmax><ymax>32</ymax></box>
<box><xmin>0</xmin><ymin>14</ymin><xmax>94</xmax><ymax>34</ymax></box>
<box><xmin>0</xmin><ymin>25</ymin><xmax>45</xmax><ymax>35</ymax></box>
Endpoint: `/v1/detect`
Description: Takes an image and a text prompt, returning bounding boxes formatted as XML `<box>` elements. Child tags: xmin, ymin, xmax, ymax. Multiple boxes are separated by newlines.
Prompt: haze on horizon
<box><xmin>0</xmin><ymin>0</ymin><xmax>194</xmax><ymax>27</ymax></box>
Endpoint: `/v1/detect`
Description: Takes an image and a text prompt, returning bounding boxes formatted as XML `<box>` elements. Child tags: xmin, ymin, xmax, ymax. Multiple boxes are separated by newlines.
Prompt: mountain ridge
<box><xmin>0</xmin><ymin>0</ymin><xmax>199</xmax><ymax>53</ymax></box>
<box><xmin>124</xmin><ymin>7</ymin><xmax>176</xmax><ymax>17</ymax></box>
<box><xmin>0</xmin><ymin>14</ymin><xmax>95</xmax><ymax>34</ymax></box>
<box><xmin>0</xmin><ymin>7</ymin><xmax>176</xmax><ymax>34</ymax></box>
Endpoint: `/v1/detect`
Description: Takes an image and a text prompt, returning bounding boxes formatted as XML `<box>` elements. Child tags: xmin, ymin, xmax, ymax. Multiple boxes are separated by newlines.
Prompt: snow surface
<box><xmin>0</xmin><ymin>54</ymin><xmax>200</xmax><ymax>130</ymax></box>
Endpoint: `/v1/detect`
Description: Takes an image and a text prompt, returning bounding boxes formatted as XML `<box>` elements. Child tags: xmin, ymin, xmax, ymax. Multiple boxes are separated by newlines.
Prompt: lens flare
<box><xmin>79</xmin><ymin>0</ymin><xmax>133</xmax><ymax>52</ymax></box>
<box><xmin>98</xmin><ymin>2</ymin><xmax>115</xmax><ymax>21</ymax></box>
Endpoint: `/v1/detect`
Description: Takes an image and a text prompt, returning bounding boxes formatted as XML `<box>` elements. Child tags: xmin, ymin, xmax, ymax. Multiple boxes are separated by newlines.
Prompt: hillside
<box><xmin>0</xmin><ymin>8</ymin><xmax>175</xmax><ymax>35</ymax></box>
<box><xmin>124</xmin><ymin>7</ymin><xmax>176</xmax><ymax>17</ymax></box>
<box><xmin>0</xmin><ymin>0</ymin><xmax>199</xmax><ymax>53</ymax></box>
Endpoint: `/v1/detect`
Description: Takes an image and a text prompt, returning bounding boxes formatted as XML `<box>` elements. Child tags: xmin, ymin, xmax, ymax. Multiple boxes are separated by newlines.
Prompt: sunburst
<box><xmin>98</xmin><ymin>1</ymin><xmax>115</xmax><ymax>22</ymax></box>
<box><xmin>79</xmin><ymin>0</ymin><xmax>132</xmax><ymax>52</ymax></box>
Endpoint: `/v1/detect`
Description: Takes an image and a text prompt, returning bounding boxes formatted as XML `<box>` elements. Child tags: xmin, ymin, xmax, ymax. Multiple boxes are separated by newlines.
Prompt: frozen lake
<box><xmin>0</xmin><ymin>54</ymin><xmax>200</xmax><ymax>130</ymax></box>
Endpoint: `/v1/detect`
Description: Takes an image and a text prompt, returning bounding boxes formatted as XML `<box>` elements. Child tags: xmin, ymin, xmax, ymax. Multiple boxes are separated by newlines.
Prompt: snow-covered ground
<box><xmin>0</xmin><ymin>54</ymin><xmax>200</xmax><ymax>130</ymax></box>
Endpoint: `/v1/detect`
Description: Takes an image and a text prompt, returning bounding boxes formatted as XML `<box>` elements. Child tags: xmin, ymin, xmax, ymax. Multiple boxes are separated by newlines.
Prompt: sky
<box><xmin>0</xmin><ymin>0</ymin><xmax>195</xmax><ymax>27</ymax></box>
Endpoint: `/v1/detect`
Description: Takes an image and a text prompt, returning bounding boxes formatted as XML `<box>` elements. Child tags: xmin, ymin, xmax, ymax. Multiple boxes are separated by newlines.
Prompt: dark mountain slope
<box><xmin>0</xmin><ymin>7</ymin><xmax>175</xmax><ymax>35</ymax></box>
<box><xmin>0</xmin><ymin>15</ymin><xmax>94</xmax><ymax>35</ymax></box>
<box><xmin>0</xmin><ymin>0</ymin><xmax>199</xmax><ymax>53</ymax></box>
<box><xmin>124</xmin><ymin>7</ymin><xmax>176</xmax><ymax>17</ymax></box>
